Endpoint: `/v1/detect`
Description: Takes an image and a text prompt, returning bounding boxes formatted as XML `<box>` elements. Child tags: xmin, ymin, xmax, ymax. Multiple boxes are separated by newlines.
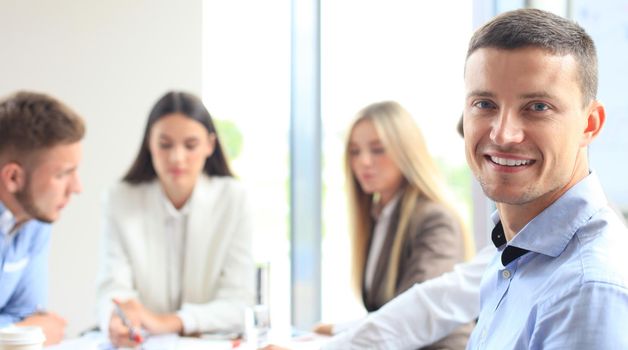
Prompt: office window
<box><xmin>573</xmin><ymin>0</ymin><xmax>628</xmax><ymax>217</ymax></box>
<box><xmin>320</xmin><ymin>1</ymin><xmax>474</xmax><ymax>322</ymax></box>
<box><xmin>203</xmin><ymin>0</ymin><xmax>292</xmax><ymax>328</ymax></box>
<box><xmin>204</xmin><ymin>0</ymin><xmax>477</xmax><ymax>327</ymax></box>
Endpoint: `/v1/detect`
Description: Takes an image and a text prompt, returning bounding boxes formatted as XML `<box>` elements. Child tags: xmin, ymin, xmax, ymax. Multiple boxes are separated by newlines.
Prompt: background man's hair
<box><xmin>0</xmin><ymin>91</ymin><xmax>85</xmax><ymax>159</ymax></box>
<box><xmin>467</xmin><ymin>8</ymin><xmax>598</xmax><ymax>104</ymax></box>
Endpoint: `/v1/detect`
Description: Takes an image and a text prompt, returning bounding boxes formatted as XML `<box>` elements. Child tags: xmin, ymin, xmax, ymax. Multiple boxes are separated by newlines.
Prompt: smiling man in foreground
<box><xmin>463</xmin><ymin>8</ymin><xmax>628</xmax><ymax>349</ymax></box>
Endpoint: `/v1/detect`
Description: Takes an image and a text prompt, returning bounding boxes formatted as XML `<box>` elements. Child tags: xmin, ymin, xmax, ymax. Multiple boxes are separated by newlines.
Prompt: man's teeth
<box><xmin>490</xmin><ymin>156</ymin><xmax>532</xmax><ymax>166</ymax></box>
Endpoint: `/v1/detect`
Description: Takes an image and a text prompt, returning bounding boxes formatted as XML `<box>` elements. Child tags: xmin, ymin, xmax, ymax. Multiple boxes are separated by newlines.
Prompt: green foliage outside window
<box><xmin>215</xmin><ymin>119</ymin><xmax>243</xmax><ymax>161</ymax></box>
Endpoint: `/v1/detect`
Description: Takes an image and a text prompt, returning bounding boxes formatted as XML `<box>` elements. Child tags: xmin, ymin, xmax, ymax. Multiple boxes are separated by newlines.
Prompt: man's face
<box><xmin>463</xmin><ymin>47</ymin><xmax>594</xmax><ymax>209</ymax></box>
<box><xmin>15</xmin><ymin>142</ymin><xmax>82</xmax><ymax>223</ymax></box>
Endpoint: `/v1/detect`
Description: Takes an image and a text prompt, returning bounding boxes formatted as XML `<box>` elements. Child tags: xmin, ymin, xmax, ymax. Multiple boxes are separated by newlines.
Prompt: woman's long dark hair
<box><xmin>123</xmin><ymin>91</ymin><xmax>233</xmax><ymax>183</ymax></box>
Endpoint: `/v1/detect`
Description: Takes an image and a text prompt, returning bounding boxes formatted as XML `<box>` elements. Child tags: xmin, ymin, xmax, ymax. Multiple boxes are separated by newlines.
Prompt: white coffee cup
<box><xmin>0</xmin><ymin>326</ymin><xmax>45</xmax><ymax>350</ymax></box>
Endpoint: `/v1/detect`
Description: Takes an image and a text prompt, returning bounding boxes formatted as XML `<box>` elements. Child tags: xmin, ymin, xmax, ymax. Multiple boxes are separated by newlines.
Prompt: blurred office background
<box><xmin>0</xmin><ymin>0</ymin><xmax>626</xmax><ymax>336</ymax></box>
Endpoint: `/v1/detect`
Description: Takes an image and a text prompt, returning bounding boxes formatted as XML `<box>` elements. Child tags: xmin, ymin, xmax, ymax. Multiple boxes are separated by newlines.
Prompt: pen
<box><xmin>112</xmin><ymin>300</ymin><xmax>144</xmax><ymax>344</ymax></box>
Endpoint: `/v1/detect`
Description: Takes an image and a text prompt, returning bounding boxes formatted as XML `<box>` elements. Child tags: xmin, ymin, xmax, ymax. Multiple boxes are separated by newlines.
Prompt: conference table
<box><xmin>46</xmin><ymin>330</ymin><xmax>330</xmax><ymax>350</ymax></box>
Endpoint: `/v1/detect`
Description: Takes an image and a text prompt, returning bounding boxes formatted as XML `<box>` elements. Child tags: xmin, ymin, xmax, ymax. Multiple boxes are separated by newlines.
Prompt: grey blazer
<box><xmin>362</xmin><ymin>197</ymin><xmax>473</xmax><ymax>350</ymax></box>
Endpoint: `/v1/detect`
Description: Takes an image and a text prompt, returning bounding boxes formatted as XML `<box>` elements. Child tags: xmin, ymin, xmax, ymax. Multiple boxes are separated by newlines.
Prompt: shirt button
<box><xmin>502</xmin><ymin>269</ymin><xmax>512</xmax><ymax>279</ymax></box>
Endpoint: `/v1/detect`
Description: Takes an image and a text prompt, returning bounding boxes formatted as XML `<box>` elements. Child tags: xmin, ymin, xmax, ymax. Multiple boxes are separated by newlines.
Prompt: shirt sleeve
<box><xmin>322</xmin><ymin>245</ymin><xmax>492</xmax><ymax>350</ymax></box>
<box><xmin>95</xmin><ymin>189</ymin><xmax>139</xmax><ymax>332</ymax></box>
<box><xmin>331</xmin><ymin>318</ymin><xmax>364</xmax><ymax>335</ymax></box>
<box><xmin>527</xmin><ymin>281</ymin><xmax>628</xmax><ymax>349</ymax></box>
<box><xmin>0</xmin><ymin>223</ymin><xmax>51</xmax><ymax>326</ymax></box>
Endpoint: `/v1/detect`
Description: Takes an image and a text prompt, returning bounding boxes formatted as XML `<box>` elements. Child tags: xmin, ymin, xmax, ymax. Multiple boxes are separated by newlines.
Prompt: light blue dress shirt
<box><xmin>0</xmin><ymin>201</ymin><xmax>51</xmax><ymax>326</ymax></box>
<box><xmin>467</xmin><ymin>173</ymin><xmax>628</xmax><ymax>349</ymax></box>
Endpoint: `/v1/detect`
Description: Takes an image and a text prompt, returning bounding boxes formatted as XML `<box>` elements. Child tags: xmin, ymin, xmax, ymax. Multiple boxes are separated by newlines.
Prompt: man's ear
<box><xmin>0</xmin><ymin>162</ymin><xmax>26</xmax><ymax>193</ymax></box>
<box><xmin>580</xmin><ymin>101</ymin><xmax>605</xmax><ymax>147</ymax></box>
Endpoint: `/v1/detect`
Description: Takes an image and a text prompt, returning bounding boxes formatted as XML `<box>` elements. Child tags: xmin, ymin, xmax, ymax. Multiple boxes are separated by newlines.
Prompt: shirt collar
<box><xmin>0</xmin><ymin>201</ymin><xmax>17</xmax><ymax>237</ymax></box>
<box><xmin>160</xmin><ymin>190</ymin><xmax>192</xmax><ymax>219</ymax></box>
<box><xmin>371</xmin><ymin>191</ymin><xmax>402</xmax><ymax>220</ymax></box>
<box><xmin>491</xmin><ymin>222</ymin><xmax>530</xmax><ymax>266</ymax></box>
<box><xmin>491</xmin><ymin>171</ymin><xmax>606</xmax><ymax>265</ymax></box>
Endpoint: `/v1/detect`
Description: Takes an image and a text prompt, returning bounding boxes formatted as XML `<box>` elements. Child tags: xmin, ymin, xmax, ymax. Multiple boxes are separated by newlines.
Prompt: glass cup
<box><xmin>244</xmin><ymin>303</ymin><xmax>271</xmax><ymax>348</ymax></box>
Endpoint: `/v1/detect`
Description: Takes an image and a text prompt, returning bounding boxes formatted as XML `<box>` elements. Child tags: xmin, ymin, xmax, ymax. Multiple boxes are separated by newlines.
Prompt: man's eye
<box><xmin>530</xmin><ymin>102</ymin><xmax>549</xmax><ymax>112</ymax></box>
<box><xmin>55</xmin><ymin>169</ymin><xmax>73</xmax><ymax>179</ymax></box>
<box><xmin>474</xmin><ymin>100</ymin><xmax>495</xmax><ymax>109</ymax></box>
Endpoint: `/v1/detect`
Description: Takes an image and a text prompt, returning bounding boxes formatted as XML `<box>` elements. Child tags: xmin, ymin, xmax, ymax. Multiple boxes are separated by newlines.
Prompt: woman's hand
<box><xmin>108</xmin><ymin>299</ymin><xmax>143</xmax><ymax>348</ymax></box>
<box><xmin>137</xmin><ymin>308</ymin><xmax>183</xmax><ymax>335</ymax></box>
<box><xmin>312</xmin><ymin>322</ymin><xmax>334</xmax><ymax>335</ymax></box>
<box><xmin>108</xmin><ymin>299</ymin><xmax>183</xmax><ymax>347</ymax></box>
<box><xmin>260</xmin><ymin>345</ymin><xmax>291</xmax><ymax>350</ymax></box>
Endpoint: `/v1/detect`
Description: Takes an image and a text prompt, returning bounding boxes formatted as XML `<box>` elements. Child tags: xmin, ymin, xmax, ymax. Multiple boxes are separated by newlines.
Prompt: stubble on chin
<box><xmin>477</xmin><ymin>174</ymin><xmax>542</xmax><ymax>206</ymax></box>
<box><xmin>15</xmin><ymin>187</ymin><xmax>54</xmax><ymax>224</ymax></box>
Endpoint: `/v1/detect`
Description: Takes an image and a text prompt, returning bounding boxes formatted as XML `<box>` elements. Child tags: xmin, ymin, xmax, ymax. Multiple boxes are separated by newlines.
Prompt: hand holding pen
<box><xmin>111</xmin><ymin>299</ymin><xmax>144</xmax><ymax>345</ymax></box>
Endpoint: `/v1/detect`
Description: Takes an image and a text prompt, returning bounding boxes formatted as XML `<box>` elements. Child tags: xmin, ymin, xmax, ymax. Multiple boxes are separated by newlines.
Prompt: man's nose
<box><xmin>71</xmin><ymin>173</ymin><xmax>82</xmax><ymax>194</ymax></box>
<box><xmin>489</xmin><ymin>110</ymin><xmax>525</xmax><ymax>145</ymax></box>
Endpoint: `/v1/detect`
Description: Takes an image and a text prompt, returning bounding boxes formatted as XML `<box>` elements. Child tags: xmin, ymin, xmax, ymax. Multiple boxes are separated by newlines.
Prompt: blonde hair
<box><xmin>345</xmin><ymin>101</ymin><xmax>474</xmax><ymax>301</ymax></box>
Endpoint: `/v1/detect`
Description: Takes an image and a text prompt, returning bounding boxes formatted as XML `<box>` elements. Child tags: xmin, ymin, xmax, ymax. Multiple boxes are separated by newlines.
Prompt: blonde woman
<box><xmin>317</xmin><ymin>101</ymin><xmax>474</xmax><ymax>349</ymax></box>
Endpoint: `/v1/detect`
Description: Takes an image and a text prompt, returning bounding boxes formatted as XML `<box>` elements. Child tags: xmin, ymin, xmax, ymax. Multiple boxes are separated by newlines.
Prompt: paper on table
<box><xmin>177</xmin><ymin>337</ymin><xmax>232</xmax><ymax>350</ymax></box>
<box><xmin>133</xmin><ymin>333</ymin><xmax>179</xmax><ymax>349</ymax></box>
<box><xmin>44</xmin><ymin>331</ymin><xmax>103</xmax><ymax>350</ymax></box>
<box><xmin>45</xmin><ymin>332</ymin><xmax>233</xmax><ymax>350</ymax></box>
<box><xmin>265</xmin><ymin>331</ymin><xmax>331</xmax><ymax>350</ymax></box>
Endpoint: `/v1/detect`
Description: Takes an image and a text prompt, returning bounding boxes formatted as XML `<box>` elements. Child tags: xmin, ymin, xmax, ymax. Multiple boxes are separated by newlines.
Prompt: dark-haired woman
<box><xmin>96</xmin><ymin>91</ymin><xmax>254</xmax><ymax>348</ymax></box>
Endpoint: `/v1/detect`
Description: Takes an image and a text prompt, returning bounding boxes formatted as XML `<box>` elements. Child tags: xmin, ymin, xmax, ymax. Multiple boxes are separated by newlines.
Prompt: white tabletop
<box><xmin>46</xmin><ymin>331</ymin><xmax>329</xmax><ymax>350</ymax></box>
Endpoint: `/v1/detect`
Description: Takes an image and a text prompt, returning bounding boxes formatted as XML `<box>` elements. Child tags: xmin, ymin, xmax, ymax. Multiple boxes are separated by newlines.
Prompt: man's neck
<box><xmin>497</xmin><ymin>190</ymin><xmax>573</xmax><ymax>241</ymax></box>
<box><xmin>497</xmin><ymin>176</ymin><xmax>589</xmax><ymax>241</ymax></box>
<box><xmin>496</xmin><ymin>204</ymin><xmax>536</xmax><ymax>241</ymax></box>
<box><xmin>0</xmin><ymin>189</ymin><xmax>30</xmax><ymax>227</ymax></box>
<box><xmin>497</xmin><ymin>156</ymin><xmax>591</xmax><ymax>241</ymax></box>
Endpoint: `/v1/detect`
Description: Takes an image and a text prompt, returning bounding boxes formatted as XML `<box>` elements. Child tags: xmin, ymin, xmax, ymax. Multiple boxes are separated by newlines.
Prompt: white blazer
<box><xmin>96</xmin><ymin>175</ymin><xmax>254</xmax><ymax>334</ymax></box>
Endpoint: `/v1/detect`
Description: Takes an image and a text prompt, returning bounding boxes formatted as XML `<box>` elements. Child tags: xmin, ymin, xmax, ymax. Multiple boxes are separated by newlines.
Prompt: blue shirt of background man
<box><xmin>467</xmin><ymin>172</ymin><xmax>628</xmax><ymax>349</ymax></box>
<box><xmin>0</xmin><ymin>201</ymin><xmax>51</xmax><ymax>326</ymax></box>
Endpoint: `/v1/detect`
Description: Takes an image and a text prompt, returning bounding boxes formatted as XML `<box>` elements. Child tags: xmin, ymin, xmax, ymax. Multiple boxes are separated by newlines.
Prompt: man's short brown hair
<box><xmin>0</xmin><ymin>91</ymin><xmax>85</xmax><ymax>160</ymax></box>
<box><xmin>466</xmin><ymin>8</ymin><xmax>598</xmax><ymax>105</ymax></box>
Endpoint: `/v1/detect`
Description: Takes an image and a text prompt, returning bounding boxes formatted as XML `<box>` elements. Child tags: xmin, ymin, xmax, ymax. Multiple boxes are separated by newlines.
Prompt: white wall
<box><xmin>0</xmin><ymin>0</ymin><xmax>202</xmax><ymax>336</ymax></box>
